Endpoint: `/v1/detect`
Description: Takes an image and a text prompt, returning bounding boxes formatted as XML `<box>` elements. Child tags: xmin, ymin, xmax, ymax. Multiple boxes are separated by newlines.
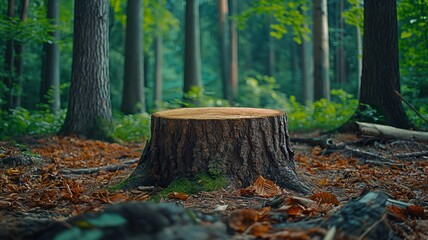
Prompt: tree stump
<box><xmin>123</xmin><ymin>107</ymin><xmax>311</xmax><ymax>193</ymax></box>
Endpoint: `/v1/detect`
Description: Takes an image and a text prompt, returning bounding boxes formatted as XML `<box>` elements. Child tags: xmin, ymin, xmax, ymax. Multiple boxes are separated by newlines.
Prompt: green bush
<box><xmin>286</xmin><ymin>89</ymin><xmax>358</xmax><ymax>132</ymax></box>
<box><xmin>0</xmin><ymin>108</ymin><xmax>66</xmax><ymax>139</ymax></box>
<box><xmin>112</xmin><ymin>112</ymin><xmax>151</xmax><ymax>142</ymax></box>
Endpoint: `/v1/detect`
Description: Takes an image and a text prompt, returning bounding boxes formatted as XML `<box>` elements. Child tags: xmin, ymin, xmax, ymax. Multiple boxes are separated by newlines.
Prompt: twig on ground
<box><xmin>344</xmin><ymin>145</ymin><xmax>392</xmax><ymax>163</ymax></box>
<box><xmin>60</xmin><ymin>158</ymin><xmax>138</xmax><ymax>175</ymax></box>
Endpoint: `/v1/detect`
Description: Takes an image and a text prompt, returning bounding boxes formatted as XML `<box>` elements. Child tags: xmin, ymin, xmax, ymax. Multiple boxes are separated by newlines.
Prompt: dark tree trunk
<box><xmin>2</xmin><ymin>0</ymin><xmax>15</xmax><ymax>111</ymax></box>
<box><xmin>355</xmin><ymin>0</ymin><xmax>411</xmax><ymax>128</ymax></box>
<box><xmin>153</xmin><ymin>34</ymin><xmax>163</xmax><ymax>110</ymax></box>
<box><xmin>218</xmin><ymin>0</ymin><xmax>231</xmax><ymax>101</ymax></box>
<box><xmin>60</xmin><ymin>0</ymin><xmax>112</xmax><ymax>140</ymax></box>
<box><xmin>123</xmin><ymin>107</ymin><xmax>311</xmax><ymax>194</ymax></box>
<box><xmin>183</xmin><ymin>0</ymin><xmax>202</xmax><ymax>93</ymax></box>
<box><xmin>40</xmin><ymin>0</ymin><xmax>61</xmax><ymax>112</ymax></box>
<box><xmin>12</xmin><ymin>0</ymin><xmax>29</xmax><ymax>108</ymax></box>
<box><xmin>121</xmin><ymin>0</ymin><xmax>144</xmax><ymax>114</ymax></box>
<box><xmin>313</xmin><ymin>0</ymin><xmax>330</xmax><ymax>101</ymax></box>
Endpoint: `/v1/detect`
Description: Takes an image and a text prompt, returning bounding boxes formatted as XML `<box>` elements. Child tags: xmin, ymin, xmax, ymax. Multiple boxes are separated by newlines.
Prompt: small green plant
<box><xmin>112</xmin><ymin>112</ymin><xmax>151</xmax><ymax>142</ymax></box>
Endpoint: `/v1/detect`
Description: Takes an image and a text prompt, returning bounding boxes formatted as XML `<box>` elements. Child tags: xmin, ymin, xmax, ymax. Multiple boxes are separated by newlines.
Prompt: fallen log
<box><xmin>356</xmin><ymin>122</ymin><xmax>428</xmax><ymax>142</ymax></box>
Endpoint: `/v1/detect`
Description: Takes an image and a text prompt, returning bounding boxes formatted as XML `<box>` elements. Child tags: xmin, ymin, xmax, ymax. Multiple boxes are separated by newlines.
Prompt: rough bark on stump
<box><xmin>123</xmin><ymin>107</ymin><xmax>311</xmax><ymax>193</ymax></box>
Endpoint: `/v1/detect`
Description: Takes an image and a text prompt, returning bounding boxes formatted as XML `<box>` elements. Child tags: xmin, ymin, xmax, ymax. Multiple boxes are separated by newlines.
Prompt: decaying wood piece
<box><xmin>123</xmin><ymin>107</ymin><xmax>311</xmax><ymax>193</ymax></box>
<box><xmin>356</xmin><ymin>122</ymin><xmax>428</xmax><ymax>142</ymax></box>
<box><xmin>274</xmin><ymin>192</ymin><xmax>395</xmax><ymax>239</ymax></box>
<box><xmin>321</xmin><ymin>192</ymin><xmax>393</xmax><ymax>239</ymax></box>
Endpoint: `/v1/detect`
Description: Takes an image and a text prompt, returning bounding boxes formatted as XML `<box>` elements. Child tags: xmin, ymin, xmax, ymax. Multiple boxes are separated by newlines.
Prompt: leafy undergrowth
<box><xmin>0</xmin><ymin>134</ymin><xmax>427</xmax><ymax>239</ymax></box>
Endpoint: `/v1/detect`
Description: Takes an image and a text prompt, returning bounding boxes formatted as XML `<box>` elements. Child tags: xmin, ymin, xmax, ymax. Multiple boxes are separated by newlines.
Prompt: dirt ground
<box><xmin>0</xmin><ymin>133</ymin><xmax>427</xmax><ymax>239</ymax></box>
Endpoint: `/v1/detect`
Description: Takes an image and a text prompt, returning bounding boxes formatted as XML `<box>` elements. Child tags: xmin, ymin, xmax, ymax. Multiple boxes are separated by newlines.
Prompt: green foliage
<box><xmin>398</xmin><ymin>0</ymin><xmax>428</xmax><ymax>112</ymax></box>
<box><xmin>112</xmin><ymin>112</ymin><xmax>151</xmax><ymax>142</ymax></box>
<box><xmin>406</xmin><ymin>107</ymin><xmax>428</xmax><ymax>131</ymax></box>
<box><xmin>237</xmin><ymin>75</ymin><xmax>288</xmax><ymax>109</ymax></box>
<box><xmin>0</xmin><ymin>108</ymin><xmax>66</xmax><ymax>140</ymax></box>
<box><xmin>286</xmin><ymin>89</ymin><xmax>358</xmax><ymax>132</ymax></box>
<box><xmin>0</xmin><ymin>2</ymin><xmax>55</xmax><ymax>44</ymax></box>
<box><xmin>237</xmin><ymin>0</ymin><xmax>310</xmax><ymax>43</ymax></box>
<box><xmin>163</xmin><ymin>87</ymin><xmax>230</xmax><ymax>109</ymax></box>
<box><xmin>342</xmin><ymin>0</ymin><xmax>363</xmax><ymax>30</ymax></box>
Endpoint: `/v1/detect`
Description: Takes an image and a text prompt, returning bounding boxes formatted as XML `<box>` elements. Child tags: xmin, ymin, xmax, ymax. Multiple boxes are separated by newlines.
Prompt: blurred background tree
<box><xmin>0</xmin><ymin>0</ymin><xmax>426</xmax><ymax>141</ymax></box>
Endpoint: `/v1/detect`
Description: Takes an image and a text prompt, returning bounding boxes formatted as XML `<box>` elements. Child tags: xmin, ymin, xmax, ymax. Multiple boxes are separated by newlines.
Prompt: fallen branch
<box><xmin>344</xmin><ymin>145</ymin><xmax>393</xmax><ymax>163</ymax></box>
<box><xmin>394</xmin><ymin>151</ymin><xmax>428</xmax><ymax>160</ymax></box>
<box><xmin>364</xmin><ymin>159</ymin><xmax>404</xmax><ymax>168</ymax></box>
<box><xmin>394</xmin><ymin>90</ymin><xmax>428</xmax><ymax>125</ymax></box>
<box><xmin>60</xmin><ymin>158</ymin><xmax>139</xmax><ymax>175</ymax></box>
<box><xmin>356</xmin><ymin>122</ymin><xmax>428</xmax><ymax>142</ymax></box>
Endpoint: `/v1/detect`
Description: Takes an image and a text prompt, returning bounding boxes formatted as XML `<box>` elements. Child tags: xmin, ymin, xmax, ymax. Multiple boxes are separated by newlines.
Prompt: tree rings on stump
<box><xmin>123</xmin><ymin>107</ymin><xmax>311</xmax><ymax>193</ymax></box>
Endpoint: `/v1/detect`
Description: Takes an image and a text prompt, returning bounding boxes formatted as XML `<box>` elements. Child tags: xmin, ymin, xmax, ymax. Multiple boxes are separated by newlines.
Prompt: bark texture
<box><xmin>60</xmin><ymin>0</ymin><xmax>112</xmax><ymax>139</ymax></box>
<box><xmin>124</xmin><ymin>107</ymin><xmax>311</xmax><ymax>193</ymax></box>
<box><xmin>357</xmin><ymin>0</ymin><xmax>411</xmax><ymax>128</ymax></box>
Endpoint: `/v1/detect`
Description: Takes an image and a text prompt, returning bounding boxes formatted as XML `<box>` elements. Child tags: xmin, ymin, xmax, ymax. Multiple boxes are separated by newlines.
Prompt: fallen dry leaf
<box><xmin>168</xmin><ymin>192</ymin><xmax>189</xmax><ymax>201</ymax></box>
<box><xmin>309</xmin><ymin>192</ymin><xmax>339</xmax><ymax>206</ymax></box>
<box><xmin>406</xmin><ymin>205</ymin><xmax>426</xmax><ymax>218</ymax></box>
<box><xmin>228</xmin><ymin>209</ymin><xmax>260</xmax><ymax>232</ymax></box>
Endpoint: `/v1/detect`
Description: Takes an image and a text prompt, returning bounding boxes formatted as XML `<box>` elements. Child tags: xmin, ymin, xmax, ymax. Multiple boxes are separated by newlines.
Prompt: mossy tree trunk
<box><xmin>123</xmin><ymin>107</ymin><xmax>311</xmax><ymax>193</ymax></box>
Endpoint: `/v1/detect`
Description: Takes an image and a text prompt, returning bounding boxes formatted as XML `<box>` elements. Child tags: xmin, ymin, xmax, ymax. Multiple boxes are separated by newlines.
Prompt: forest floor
<box><xmin>0</xmin><ymin>133</ymin><xmax>427</xmax><ymax>239</ymax></box>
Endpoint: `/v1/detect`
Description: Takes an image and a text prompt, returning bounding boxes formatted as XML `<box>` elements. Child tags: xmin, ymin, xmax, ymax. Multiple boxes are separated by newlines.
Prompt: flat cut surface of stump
<box><xmin>154</xmin><ymin>107</ymin><xmax>283</xmax><ymax>120</ymax></box>
<box><xmin>124</xmin><ymin>107</ymin><xmax>311</xmax><ymax>193</ymax></box>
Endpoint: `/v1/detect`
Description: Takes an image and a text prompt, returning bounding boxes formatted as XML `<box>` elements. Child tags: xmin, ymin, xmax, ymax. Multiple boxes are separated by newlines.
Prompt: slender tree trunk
<box><xmin>40</xmin><ymin>0</ymin><xmax>61</xmax><ymax>112</ymax></box>
<box><xmin>121</xmin><ymin>0</ymin><xmax>144</xmax><ymax>114</ymax></box>
<box><xmin>154</xmin><ymin>34</ymin><xmax>163</xmax><ymax>110</ymax></box>
<box><xmin>313</xmin><ymin>0</ymin><xmax>330</xmax><ymax>101</ymax></box>
<box><xmin>301</xmin><ymin>9</ymin><xmax>314</xmax><ymax>105</ymax></box>
<box><xmin>267</xmin><ymin>35</ymin><xmax>276</xmax><ymax>77</ymax></box>
<box><xmin>335</xmin><ymin>0</ymin><xmax>346</xmax><ymax>84</ymax></box>
<box><xmin>229</xmin><ymin>0</ymin><xmax>238</xmax><ymax>100</ymax></box>
<box><xmin>218</xmin><ymin>0</ymin><xmax>231</xmax><ymax>101</ymax></box>
<box><xmin>183</xmin><ymin>0</ymin><xmax>202</xmax><ymax>93</ymax></box>
<box><xmin>355</xmin><ymin>0</ymin><xmax>411</xmax><ymax>128</ymax></box>
<box><xmin>356</xmin><ymin>26</ymin><xmax>362</xmax><ymax>98</ymax></box>
<box><xmin>291</xmin><ymin>40</ymin><xmax>299</xmax><ymax>85</ymax></box>
<box><xmin>60</xmin><ymin>0</ymin><xmax>112</xmax><ymax>140</ymax></box>
<box><xmin>12</xmin><ymin>0</ymin><xmax>29</xmax><ymax>108</ymax></box>
<box><xmin>2</xmin><ymin>0</ymin><xmax>15</xmax><ymax>111</ymax></box>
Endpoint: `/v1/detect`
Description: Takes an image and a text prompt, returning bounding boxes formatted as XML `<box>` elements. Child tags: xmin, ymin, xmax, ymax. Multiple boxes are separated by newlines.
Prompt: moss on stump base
<box><xmin>123</xmin><ymin>107</ymin><xmax>311</xmax><ymax>193</ymax></box>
